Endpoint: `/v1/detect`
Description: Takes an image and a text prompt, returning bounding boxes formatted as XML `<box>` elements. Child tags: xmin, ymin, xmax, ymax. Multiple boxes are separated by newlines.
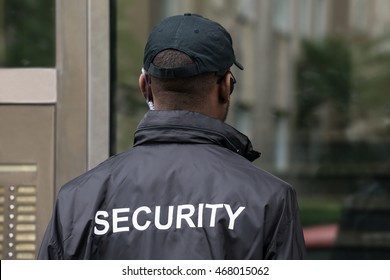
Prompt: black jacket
<box><xmin>38</xmin><ymin>110</ymin><xmax>306</xmax><ymax>259</ymax></box>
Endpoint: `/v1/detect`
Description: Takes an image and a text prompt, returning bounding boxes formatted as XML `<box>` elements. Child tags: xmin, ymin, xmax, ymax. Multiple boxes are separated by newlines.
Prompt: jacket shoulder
<box><xmin>57</xmin><ymin>150</ymin><xmax>133</xmax><ymax>196</ymax></box>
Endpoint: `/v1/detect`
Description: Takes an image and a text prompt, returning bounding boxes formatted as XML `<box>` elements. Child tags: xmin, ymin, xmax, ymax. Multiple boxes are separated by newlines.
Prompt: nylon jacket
<box><xmin>38</xmin><ymin>110</ymin><xmax>306</xmax><ymax>259</ymax></box>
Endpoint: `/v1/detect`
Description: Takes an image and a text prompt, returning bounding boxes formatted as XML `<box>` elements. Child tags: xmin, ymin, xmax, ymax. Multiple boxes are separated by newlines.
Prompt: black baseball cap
<box><xmin>143</xmin><ymin>13</ymin><xmax>244</xmax><ymax>78</ymax></box>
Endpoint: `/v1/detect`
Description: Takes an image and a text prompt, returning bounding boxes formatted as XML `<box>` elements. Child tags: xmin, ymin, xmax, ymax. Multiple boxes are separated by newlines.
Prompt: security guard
<box><xmin>38</xmin><ymin>13</ymin><xmax>306</xmax><ymax>259</ymax></box>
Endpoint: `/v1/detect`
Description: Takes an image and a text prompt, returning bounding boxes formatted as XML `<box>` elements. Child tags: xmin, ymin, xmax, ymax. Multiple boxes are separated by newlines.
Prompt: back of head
<box><xmin>150</xmin><ymin>50</ymin><xmax>215</xmax><ymax>110</ymax></box>
<box><xmin>142</xmin><ymin>13</ymin><xmax>244</xmax><ymax>111</ymax></box>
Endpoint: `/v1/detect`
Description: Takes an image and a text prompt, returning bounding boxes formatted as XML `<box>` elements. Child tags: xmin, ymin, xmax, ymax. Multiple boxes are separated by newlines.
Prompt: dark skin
<box><xmin>139</xmin><ymin>72</ymin><xmax>232</xmax><ymax>121</ymax></box>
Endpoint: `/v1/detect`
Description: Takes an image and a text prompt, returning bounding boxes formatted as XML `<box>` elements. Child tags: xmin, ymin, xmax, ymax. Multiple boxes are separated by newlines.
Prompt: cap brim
<box><xmin>234</xmin><ymin>60</ymin><xmax>244</xmax><ymax>70</ymax></box>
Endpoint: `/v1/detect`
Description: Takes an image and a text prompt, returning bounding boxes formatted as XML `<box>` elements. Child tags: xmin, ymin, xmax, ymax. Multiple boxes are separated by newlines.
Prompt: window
<box><xmin>272</xmin><ymin>0</ymin><xmax>292</xmax><ymax>35</ymax></box>
<box><xmin>0</xmin><ymin>0</ymin><xmax>55</xmax><ymax>67</ymax></box>
<box><xmin>112</xmin><ymin>1</ymin><xmax>390</xmax><ymax>259</ymax></box>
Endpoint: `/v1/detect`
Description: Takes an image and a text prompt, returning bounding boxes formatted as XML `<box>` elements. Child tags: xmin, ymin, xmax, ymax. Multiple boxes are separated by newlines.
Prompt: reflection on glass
<box><xmin>114</xmin><ymin>0</ymin><xmax>390</xmax><ymax>259</ymax></box>
<box><xmin>0</xmin><ymin>0</ymin><xmax>55</xmax><ymax>67</ymax></box>
<box><xmin>296</xmin><ymin>34</ymin><xmax>390</xmax><ymax>259</ymax></box>
<box><xmin>113</xmin><ymin>0</ymin><xmax>151</xmax><ymax>154</ymax></box>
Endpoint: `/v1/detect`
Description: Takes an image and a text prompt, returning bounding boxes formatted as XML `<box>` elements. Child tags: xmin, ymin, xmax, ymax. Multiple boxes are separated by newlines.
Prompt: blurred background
<box><xmin>0</xmin><ymin>0</ymin><xmax>389</xmax><ymax>260</ymax></box>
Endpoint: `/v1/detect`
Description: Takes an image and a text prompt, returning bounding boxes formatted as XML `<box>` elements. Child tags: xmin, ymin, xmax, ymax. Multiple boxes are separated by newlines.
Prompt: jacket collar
<box><xmin>134</xmin><ymin>110</ymin><xmax>260</xmax><ymax>162</ymax></box>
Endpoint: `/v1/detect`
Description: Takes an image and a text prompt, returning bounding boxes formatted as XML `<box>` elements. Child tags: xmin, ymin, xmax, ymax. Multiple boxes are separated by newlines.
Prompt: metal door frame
<box><xmin>0</xmin><ymin>0</ymin><xmax>110</xmax><ymax>259</ymax></box>
<box><xmin>55</xmin><ymin>0</ymin><xmax>109</xmax><ymax>192</ymax></box>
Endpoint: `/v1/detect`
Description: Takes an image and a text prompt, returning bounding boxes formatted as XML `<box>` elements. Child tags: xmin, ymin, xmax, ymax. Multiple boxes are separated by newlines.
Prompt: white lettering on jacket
<box><xmin>94</xmin><ymin>203</ymin><xmax>245</xmax><ymax>235</ymax></box>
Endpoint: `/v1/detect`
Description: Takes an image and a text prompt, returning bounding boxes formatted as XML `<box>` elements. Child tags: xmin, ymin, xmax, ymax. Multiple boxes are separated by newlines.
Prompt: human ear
<box><xmin>139</xmin><ymin>73</ymin><xmax>148</xmax><ymax>99</ymax></box>
<box><xmin>139</xmin><ymin>72</ymin><xmax>154</xmax><ymax>110</ymax></box>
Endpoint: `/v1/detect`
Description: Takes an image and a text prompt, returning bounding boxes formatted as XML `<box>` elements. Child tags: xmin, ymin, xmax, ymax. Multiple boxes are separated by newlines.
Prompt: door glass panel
<box><xmin>0</xmin><ymin>0</ymin><xmax>55</xmax><ymax>67</ymax></box>
<box><xmin>112</xmin><ymin>0</ymin><xmax>151</xmax><ymax>154</ymax></box>
<box><xmin>113</xmin><ymin>0</ymin><xmax>390</xmax><ymax>259</ymax></box>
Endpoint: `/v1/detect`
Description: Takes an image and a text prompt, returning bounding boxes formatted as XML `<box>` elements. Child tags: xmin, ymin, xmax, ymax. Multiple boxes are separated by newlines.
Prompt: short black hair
<box><xmin>150</xmin><ymin>50</ymin><xmax>216</xmax><ymax>110</ymax></box>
